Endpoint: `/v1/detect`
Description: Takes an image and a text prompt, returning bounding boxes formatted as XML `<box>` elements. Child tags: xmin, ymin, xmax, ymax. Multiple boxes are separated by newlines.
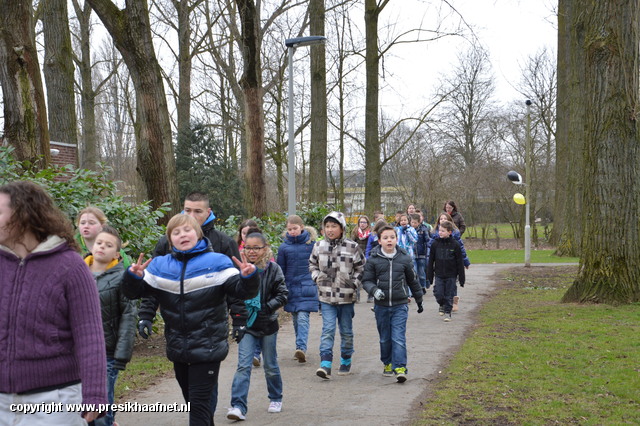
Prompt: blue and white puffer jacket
<box><xmin>121</xmin><ymin>238</ymin><xmax>259</xmax><ymax>364</ymax></box>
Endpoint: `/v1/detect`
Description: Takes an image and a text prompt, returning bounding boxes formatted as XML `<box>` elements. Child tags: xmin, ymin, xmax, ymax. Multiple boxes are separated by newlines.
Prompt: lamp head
<box><xmin>507</xmin><ymin>170</ymin><xmax>523</xmax><ymax>184</ymax></box>
<box><xmin>285</xmin><ymin>36</ymin><xmax>326</xmax><ymax>48</ymax></box>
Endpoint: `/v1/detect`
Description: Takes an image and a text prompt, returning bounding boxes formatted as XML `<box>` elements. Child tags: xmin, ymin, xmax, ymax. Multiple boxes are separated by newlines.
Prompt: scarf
<box><xmin>357</xmin><ymin>227</ymin><xmax>371</xmax><ymax>240</ymax></box>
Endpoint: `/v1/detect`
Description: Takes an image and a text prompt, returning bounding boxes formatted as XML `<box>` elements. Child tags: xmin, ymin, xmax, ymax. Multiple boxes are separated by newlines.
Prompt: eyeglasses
<box><xmin>359</xmin><ymin>221</ymin><xmax>368</xmax><ymax>224</ymax></box>
<box><xmin>244</xmin><ymin>246</ymin><xmax>265</xmax><ymax>252</ymax></box>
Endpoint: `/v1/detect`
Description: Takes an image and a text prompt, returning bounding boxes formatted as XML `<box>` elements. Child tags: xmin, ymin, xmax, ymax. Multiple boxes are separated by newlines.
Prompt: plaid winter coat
<box><xmin>309</xmin><ymin>237</ymin><xmax>365</xmax><ymax>305</ymax></box>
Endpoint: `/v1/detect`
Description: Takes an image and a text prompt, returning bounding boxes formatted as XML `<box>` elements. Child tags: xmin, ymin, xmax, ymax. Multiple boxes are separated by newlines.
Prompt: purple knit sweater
<box><xmin>0</xmin><ymin>236</ymin><xmax>107</xmax><ymax>406</ymax></box>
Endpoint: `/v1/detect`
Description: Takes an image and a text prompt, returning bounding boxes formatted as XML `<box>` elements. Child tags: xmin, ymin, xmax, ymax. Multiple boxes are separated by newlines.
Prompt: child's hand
<box><xmin>129</xmin><ymin>253</ymin><xmax>151</xmax><ymax>277</ymax></box>
<box><xmin>233</xmin><ymin>252</ymin><xmax>257</xmax><ymax>277</ymax></box>
<box><xmin>373</xmin><ymin>289</ymin><xmax>385</xmax><ymax>300</ymax></box>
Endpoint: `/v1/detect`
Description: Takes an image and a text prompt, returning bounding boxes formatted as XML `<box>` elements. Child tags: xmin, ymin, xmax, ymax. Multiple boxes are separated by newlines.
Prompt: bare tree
<box><xmin>553</xmin><ymin>0</ymin><xmax>585</xmax><ymax>256</ymax></box>
<box><xmin>85</xmin><ymin>0</ymin><xmax>180</xmax><ymax>217</ymax></box>
<box><xmin>308</xmin><ymin>0</ymin><xmax>328</xmax><ymax>203</ymax></box>
<box><xmin>42</xmin><ymin>0</ymin><xmax>78</xmax><ymax>162</ymax></box>
<box><xmin>0</xmin><ymin>0</ymin><xmax>51</xmax><ymax>168</ymax></box>
<box><xmin>562</xmin><ymin>0</ymin><xmax>640</xmax><ymax>304</ymax></box>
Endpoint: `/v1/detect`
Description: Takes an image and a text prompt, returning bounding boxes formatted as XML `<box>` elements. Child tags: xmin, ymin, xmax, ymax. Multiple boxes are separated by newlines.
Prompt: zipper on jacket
<box><xmin>180</xmin><ymin>258</ymin><xmax>188</xmax><ymax>354</ymax></box>
<box><xmin>388</xmin><ymin>257</ymin><xmax>393</xmax><ymax>306</ymax></box>
<box><xmin>8</xmin><ymin>257</ymin><xmax>27</xmax><ymax>389</ymax></box>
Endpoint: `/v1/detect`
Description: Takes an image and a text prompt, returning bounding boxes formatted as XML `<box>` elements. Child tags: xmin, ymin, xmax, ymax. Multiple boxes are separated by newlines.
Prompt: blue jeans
<box><xmin>415</xmin><ymin>257</ymin><xmax>428</xmax><ymax>289</ymax></box>
<box><xmin>94</xmin><ymin>357</ymin><xmax>119</xmax><ymax>426</ymax></box>
<box><xmin>292</xmin><ymin>311</ymin><xmax>310</xmax><ymax>351</ymax></box>
<box><xmin>433</xmin><ymin>276</ymin><xmax>457</xmax><ymax>314</ymax></box>
<box><xmin>319</xmin><ymin>302</ymin><xmax>355</xmax><ymax>364</ymax></box>
<box><xmin>374</xmin><ymin>304</ymin><xmax>409</xmax><ymax>369</ymax></box>
<box><xmin>230</xmin><ymin>332</ymin><xmax>283</xmax><ymax>415</ymax></box>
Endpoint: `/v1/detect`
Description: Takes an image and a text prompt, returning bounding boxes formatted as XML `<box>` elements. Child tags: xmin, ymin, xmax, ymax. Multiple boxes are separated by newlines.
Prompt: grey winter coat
<box><xmin>95</xmin><ymin>262</ymin><xmax>137</xmax><ymax>365</ymax></box>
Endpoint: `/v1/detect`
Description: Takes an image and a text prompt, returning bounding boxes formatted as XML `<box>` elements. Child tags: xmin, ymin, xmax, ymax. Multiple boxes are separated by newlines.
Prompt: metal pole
<box><xmin>287</xmin><ymin>46</ymin><xmax>296</xmax><ymax>216</ymax></box>
<box><xmin>524</xmin><ymin>100</ymin><xmax>532</xmax><ymax>267</ymax></box>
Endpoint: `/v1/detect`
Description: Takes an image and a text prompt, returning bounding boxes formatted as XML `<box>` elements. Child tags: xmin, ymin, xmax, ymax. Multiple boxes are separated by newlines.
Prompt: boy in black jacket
<box><xmin>426</xmin><ymin>220</ymin><xmax>465</xmax><ymax>322</ymax></box>
<box><xmin>362</xmin><ymin>225</ymin><xmax>424</xmax><ymax>383</ymax></box>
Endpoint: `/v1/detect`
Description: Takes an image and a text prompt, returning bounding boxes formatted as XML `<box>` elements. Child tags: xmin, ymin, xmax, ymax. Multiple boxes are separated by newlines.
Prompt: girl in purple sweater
<box><xmin>0</xmin><ymin>181</ymin><xmax>107</xmax><ymax>424</ymax></box>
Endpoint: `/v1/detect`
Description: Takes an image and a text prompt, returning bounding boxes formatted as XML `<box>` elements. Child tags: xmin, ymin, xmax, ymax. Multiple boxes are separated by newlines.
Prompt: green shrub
<box><xmin>0</xmin><ymin>146</ymin><xmax>169</xmax><ymax>257</ymax></box>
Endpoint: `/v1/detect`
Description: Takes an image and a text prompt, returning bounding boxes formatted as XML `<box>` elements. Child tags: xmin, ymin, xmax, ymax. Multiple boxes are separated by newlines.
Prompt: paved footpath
<box><xmin>117</xmin><ymin>264</ymin><xmax>534</xmax><ymax>425</ymax></box>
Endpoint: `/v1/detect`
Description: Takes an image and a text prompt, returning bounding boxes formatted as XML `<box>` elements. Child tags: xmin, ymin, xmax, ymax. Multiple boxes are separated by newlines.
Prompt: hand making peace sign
<box><xmin>232</xmin><ymin>251</ymin><xmax>257</xmax><ymax>277</ymax></box>
<box><xmin>129</xmin><ymin>253</ymin><xmax>152</xmax><ymax>278</ymax></box>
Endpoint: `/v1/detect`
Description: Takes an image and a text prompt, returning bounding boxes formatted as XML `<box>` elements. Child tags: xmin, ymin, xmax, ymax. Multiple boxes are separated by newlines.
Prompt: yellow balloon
<box><xmin>513</xmin><ymin>193</ymin><xmax>526</xmax><ymax>205</ymax></box>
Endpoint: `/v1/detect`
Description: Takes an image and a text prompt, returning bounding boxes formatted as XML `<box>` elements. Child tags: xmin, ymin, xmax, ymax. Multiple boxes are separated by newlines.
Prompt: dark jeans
<box><xmin>433</xmin><ymin>276</ymin><xmax>457</xmax><ymax>314</ymax></box>
<box><xmin>174</xmin><ymin>361</ymin><xmax>220</xmax><ymax>426</ymax></box>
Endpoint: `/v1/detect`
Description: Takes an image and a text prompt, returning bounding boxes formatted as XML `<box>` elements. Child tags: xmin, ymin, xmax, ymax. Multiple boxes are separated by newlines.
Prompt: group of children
<box><xmin>75</xmin><ymin>200</ymin><xmax>469</xmax><ymax>425</ymax></box>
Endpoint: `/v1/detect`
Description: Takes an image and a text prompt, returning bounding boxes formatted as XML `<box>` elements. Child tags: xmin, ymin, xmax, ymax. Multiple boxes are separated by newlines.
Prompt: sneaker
<box><xmin>394</xmin><ymin>367</ymin><xmax>407</xmax><ymax>383</ymax></box>
<box><xmin>452</xmin><ymin>296</ymin><xmax>460</xmax><ymax>312</ymax></box>
<box><xmin>227</xmin><ymin>407</ymin><xmax>246</xmax><ymax>421</ymax></box>
<box><xmin>268</xmin><ymin>401</ymin><xmax>282</xmax><ymax>413</ymax></box>
<box><xmin>444</xmin><ymin>313</ymin><xmax>452</xmax><ymax>322</ymax></box>
<box><xmin>383</xmin><ymin>363</ymin><xmax>394</xmax><ymax>377</ymax></box>
<box><xmin>316</xmin><ymin>367</ymin><xmax>331</xmax><ymax>379</ymax></box>
<box><xmin>438</xmin><ymin>305</ymin><xmax>444</xmax><ymax>316</ymax></box>
<box><xmin>337</xmin><ymin>364</ymin><xmax>351</xmax><ymax>375</ymax></box>
<box><xmin>294</xmin><ymin>349</ymin><xmax>306</xmax><ymax>363</ymax></box>
<box><xmin>252</xmin><ymin>356</ymin><xmax>261</xmax><ymax>367</ymax></box>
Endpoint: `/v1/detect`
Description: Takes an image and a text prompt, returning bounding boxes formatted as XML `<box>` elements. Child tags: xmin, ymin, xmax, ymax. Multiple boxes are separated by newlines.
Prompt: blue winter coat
<box><xmin>277</xmin><ymin>227</ymin><xmax>319</xmax><ymax>313</ymax></box>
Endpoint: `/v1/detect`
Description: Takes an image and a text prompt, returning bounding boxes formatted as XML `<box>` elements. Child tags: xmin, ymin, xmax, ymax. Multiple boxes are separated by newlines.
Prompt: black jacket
<box><xmin>426</xmin><ymin>236</ymin><xmax>465</xmax><ymax>284</ymax></box>
<box><xmin>122</xmin><ymin>239</ymin><xmax>259</xmax><ymax>363</ymax></box>
<box><xmin>95</xmin><ymin>262</ymin><xmax>137</xmax><ymax>364</ymax></box>
<box><xmin>362</xmin><ymin>246</ymin><xmax>423</xmax><ymax>306</ymax></box>
<box><xmin>138</xmin><ymin>220</ymin><xmax>244</xmax><ymax>324</ymax></box>
<box><xmin>247</xmin><ymin>261</ymin><xmax>288</xmax><ymax>338</ymax></box>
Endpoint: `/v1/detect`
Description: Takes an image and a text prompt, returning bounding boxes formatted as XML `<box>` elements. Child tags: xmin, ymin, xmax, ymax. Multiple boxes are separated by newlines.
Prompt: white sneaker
<box><xmin>227</xmin><ymin>406</ymin><xmax>245</xmax><ymax>420</ymax></box>
<box><xmin>268</xmin><ymin>401</ymin><xmax>282</xmax><ymax>413</ymax></box>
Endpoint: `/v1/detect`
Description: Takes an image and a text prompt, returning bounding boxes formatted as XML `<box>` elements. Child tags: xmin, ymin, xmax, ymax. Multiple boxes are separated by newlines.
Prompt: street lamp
<box><xmin>285</xmin><ymin>36</ymin><xmax>327</xmax><ymax>216</ymax></box>
<box><xmin>507</xmin><ymin>99</ymin><xmax>533</xmax><ymax>267</ymax></box>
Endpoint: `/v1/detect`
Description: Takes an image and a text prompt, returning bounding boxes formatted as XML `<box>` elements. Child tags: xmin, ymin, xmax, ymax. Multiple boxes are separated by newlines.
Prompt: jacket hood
<box><xmin>282</xmin><ymin>226</ymin><xmax>317</xmax><ymax>244</ymax></box>
<box><xmin>0</xmin><ymin>235</ymin><xmax>67</xmax><ymax>258</ymax></box>
<box><xmin>323</xmin><ymin>211</ymin><xmax>347</xmax><ymax>231</ymax></box>
<box><xmin>371</xmin><ymin>244</ymin><xmax>408</xmax><ymax>259</ymax></box>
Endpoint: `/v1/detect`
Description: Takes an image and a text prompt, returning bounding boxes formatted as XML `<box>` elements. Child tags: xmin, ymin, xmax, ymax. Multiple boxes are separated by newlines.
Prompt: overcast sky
<box><xmin>379</xmin><ymin>0</ymin><xmax>558</xmax><ymax>114</ymax></box>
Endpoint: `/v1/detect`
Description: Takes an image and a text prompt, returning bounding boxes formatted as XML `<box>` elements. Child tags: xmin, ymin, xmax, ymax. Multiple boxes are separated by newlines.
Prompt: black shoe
<box><xmin>316</xmin><ymin>367</ymin><xmax>331</xmax><ymax>379</ymax></box>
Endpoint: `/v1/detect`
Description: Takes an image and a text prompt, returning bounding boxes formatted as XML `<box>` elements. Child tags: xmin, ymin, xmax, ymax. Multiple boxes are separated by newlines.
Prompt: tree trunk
<box><xmin>363</xmin><ymin>0</ymin><xmax>384</xmax><ymax>216</ymax></box>
<box><xmin>562</xmin><ymin>0</ymin><xmax>640</xmax><ymax>304</ymax></box>
<box><xmin>308</xmin><ymin>0</ymin><xmax>327</xmax><ymax>204</ymax></box>
<box><xmin>235</xmin><ymin>0</ymin><xmax>267</xmax><ymax>217</ymax></box>
<box><xmin>0</xmin><ymin>0</ymin><xmax>51</xmax><ymax>168</ymax></box>
<box><xmin>71</xmin><ymin>0</ymin><xmax>97</xmax><ymax>169</ymax></box>
<box><xmin>42</xmin><ymin>0</ymin><xmax>78</xmax><ymax>162</ymax></box>
<box><xmin>555</xmin><ymin>0</ymin><xmax>585</xmax><ymax>256</ymax></box>
<box><xmin>173</xmin><ymin>0</ymin><xmax>192</xmax><ymax>197</ymax></box>
<box><xmin>86</xmin><ymin>0</ymin><xmax>179</xmax><ymax>218</ymax></box>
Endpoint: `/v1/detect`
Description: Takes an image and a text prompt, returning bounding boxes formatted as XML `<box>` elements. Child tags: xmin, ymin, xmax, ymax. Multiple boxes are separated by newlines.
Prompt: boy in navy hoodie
<box><xmin>426</xmin><ymin>220</ymin><xmax>465</xmax><ymax>322</ymax></box>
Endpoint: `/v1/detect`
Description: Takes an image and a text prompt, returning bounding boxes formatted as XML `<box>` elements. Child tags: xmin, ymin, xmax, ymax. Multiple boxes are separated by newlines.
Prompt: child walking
<box><xmin>362</xmin><ymin>225</ymin><xmax>424</xmax><ymax>383</ymax></box>
<box><xmin>85</xmin><ymin>226</ymin><xmax>137</xmax><ymax>426</ymax></box>
<box><xmin>426</xmin><ymin>220</ymin><xmax>466</xmax><ymax>322</ymax></box>
<box><xmin>410</xmin><ymin>213</ymin><xmax>431</xmax><ymax>292</ymax></box>
<box><xmin>227</xmin><ymin>230</ymin><xmax>288</xmax><ymax>420</ymax></box>
<box><xmin>123</xmin><ymin>214</ymin><xmax>259</xmax><ymax>425</ymax></box>
<box><xmin>277</xmin><ymin>215</ymin><xmax>318</xmax><ymax>363</ymax></box>
<box><xmin>309</xmin><ymin>212</ymin><xmax>365</xmax><ymax>379</ymax></box>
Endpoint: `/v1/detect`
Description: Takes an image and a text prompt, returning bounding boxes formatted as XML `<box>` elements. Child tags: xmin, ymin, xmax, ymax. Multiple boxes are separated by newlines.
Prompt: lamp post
<box><xmin>285</xmin><ymin>36</ymin><xmax>327</xmax><ymax>216</ymax></box>
<box><xmin>507</xmin><ymin>99</ymin><xmax>533</xmax><ymax>267</ymax></box>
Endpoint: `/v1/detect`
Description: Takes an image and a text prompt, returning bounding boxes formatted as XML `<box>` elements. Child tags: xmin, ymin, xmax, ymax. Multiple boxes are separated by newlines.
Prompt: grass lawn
<box><xmin>416</xmin><ymin>266</ymin><xmax>640</xmax><ymax>425</ymax></box>
<box><xmin>468</xmin><ymin>249</ymin><xmax>579</xmax><ymax>264</ymax></box>
<box><xmin>115</xmin><ymin>335</ymin><xmax>173</xmax><ymax>399</ymax></box>
<box><xmin>466</xmin><ymin>223</ymin><xmax>520</xmax><ymax>239</ymax></box>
